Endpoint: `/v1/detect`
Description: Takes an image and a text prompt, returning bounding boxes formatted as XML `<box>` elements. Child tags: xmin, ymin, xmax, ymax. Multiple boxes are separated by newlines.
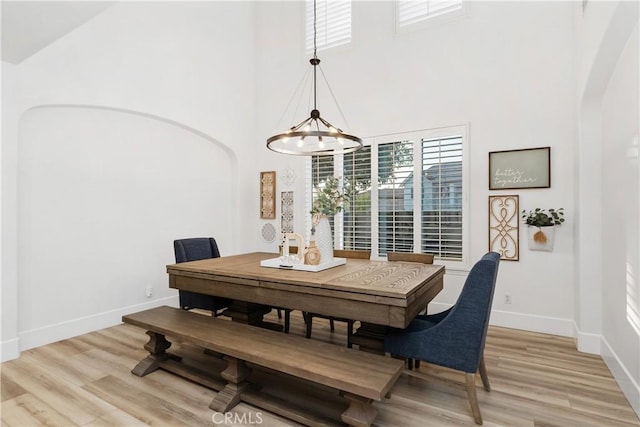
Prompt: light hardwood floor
<box><xmin>2</xmin><ymin>310</ymin><xmax>639</xmax><ymax>427</ymax></box>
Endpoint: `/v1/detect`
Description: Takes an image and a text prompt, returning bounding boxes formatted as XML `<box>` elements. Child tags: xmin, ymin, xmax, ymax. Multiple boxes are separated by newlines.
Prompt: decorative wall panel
<box><xmin>489</xmin><ymin>195</ymin><xmax>519</xmax><ymax>261</ymax></box>
<box><xmin>260</xmin><ymin>171</ymin><xmax>276</xmax><ymax>219</ymax></box>
<box><xmin>281</xmin><ymin>191</ymin><xmax>294</xmax><ymax>233</ymax></box>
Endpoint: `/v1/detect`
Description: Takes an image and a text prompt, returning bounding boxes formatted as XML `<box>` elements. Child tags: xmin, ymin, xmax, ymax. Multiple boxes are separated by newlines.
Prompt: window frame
<box><xmin>306</xmin><ymin>124</ymin><xmax>469</xmax><ymax>271</ymax></box>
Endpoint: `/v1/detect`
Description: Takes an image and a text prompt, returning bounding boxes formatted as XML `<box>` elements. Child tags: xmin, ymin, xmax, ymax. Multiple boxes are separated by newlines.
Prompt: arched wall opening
<box><xmin>16</xmin><ymin>105</ymin><xmax>237</xmax><ymax>349</ymax></box>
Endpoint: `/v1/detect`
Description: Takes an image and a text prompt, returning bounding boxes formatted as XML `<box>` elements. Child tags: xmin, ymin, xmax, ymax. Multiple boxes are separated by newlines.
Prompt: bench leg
<box><xmin>132</xmin><ymin>331</ymin><xmax>172</xmax><ymax>377</ymax></box>
<box><xmin>209</xmin><ymin>356</ymin><xmax>250</xmax><ymax>412</ymax></box>
<box><xmin>341</xmin><ymin>393</ymin><xmax>377</xmax><ymax>427</ymax></box>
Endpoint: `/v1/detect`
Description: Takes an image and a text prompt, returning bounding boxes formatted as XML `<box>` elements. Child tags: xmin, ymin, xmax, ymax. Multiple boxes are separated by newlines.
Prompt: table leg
<box><xmin>223</xmin><ymin>301</ymin><xmax>283</xmax><ymax>332</ymax></box>
<box><xmin>350</xmin><ymin>323</ymin><xmax>387</xmax><ymax>354</ymax></box>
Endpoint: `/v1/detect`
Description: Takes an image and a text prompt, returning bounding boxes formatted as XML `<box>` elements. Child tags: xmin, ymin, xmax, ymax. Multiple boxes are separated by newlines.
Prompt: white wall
<box><xmin>601</xmin><ymin>23</ymin><xmax>640</xmax><ymax>417</ymax></box>
<box><xmin>2</xmin><ymin>1</ymin><xmax>255</xmax><ymax>358</ymax></box>
<box><xmin>254</xmin><ymin>1</ymin><xmax>577</xmax><ymax>335</ymax></box>
<box><xmin>2</xmin><ymin>61</ymin><xmax>21</xmax><ymax>361</ymax></box>
<box><xmin>575</xmin><ymin>0</ymin><xmax>640</xmax><ymax>416</ymax></box>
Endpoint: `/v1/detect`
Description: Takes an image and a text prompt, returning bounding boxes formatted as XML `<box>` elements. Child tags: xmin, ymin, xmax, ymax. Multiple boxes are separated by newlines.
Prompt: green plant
<box><xmin>311</xmin><ymin>176</ymin><xmax>351</xmax><ymax>216</ymax></box>
<box><xmin>521</xmin><ymin>208</ymin><xmax>565</xmax><ymax>227</ymax></box>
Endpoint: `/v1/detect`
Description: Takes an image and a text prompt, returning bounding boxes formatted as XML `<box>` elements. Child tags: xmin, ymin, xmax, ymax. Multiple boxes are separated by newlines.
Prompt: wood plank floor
<box><xmin>2</xmin><ymin>310</ymin><xmax>639</xmax><ymax>427</ymax></box>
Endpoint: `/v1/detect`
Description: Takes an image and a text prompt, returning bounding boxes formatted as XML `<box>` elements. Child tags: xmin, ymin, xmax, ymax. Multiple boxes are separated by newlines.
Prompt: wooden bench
<box><xmin>122</xmin><ymin>306</ymin><xmax>404</xmax><ymax>427</ymax></box>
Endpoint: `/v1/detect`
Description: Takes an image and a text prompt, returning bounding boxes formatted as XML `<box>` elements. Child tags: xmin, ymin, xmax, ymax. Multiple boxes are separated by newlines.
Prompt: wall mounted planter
<box><xmin>527</xmin><ymin>226</ymin><xmax>556</xmax><ymax>251</ymax></box>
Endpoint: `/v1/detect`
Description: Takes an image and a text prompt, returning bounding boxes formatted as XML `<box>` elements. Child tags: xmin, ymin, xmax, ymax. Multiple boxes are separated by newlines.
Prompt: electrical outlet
<box><xmin>146</xmin><ymin>285</ymin><xmax>153</xmax><ymax>298</ymax></box>
<box><xmin>504</xmin><ymin>293</ymin><xmax>512</xmax><ymax>304</ymax></box>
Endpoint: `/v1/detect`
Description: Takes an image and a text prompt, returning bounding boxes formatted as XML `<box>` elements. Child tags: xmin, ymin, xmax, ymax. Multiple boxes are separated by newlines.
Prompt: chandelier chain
<box><xmin>265</xmin><ymin>0</ymin><xmax>362</xmax><ymax>155</ymax></box>
<box><xmin>312</xmin><ymin>0</ymin><xmax>318</xmax><ymax>111</ymax></box>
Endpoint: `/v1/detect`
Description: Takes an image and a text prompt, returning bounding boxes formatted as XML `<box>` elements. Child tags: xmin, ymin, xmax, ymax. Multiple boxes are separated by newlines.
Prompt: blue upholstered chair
<box><xmin>173</xmin><ymin>238</ymin><xmax>231</xmax><ymax>317</ymax></box>
<box><xmin>384</xmin><ymin>252</ymin><xmax>501</xmax><ymax>425</ymax></box>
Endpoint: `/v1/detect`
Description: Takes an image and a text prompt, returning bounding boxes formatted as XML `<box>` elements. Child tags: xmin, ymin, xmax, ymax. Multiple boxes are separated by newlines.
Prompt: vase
<box><xmin>314</xmin><ymin>215</ymin><xmax>334</xmax><ymax>264</ymax></box>
<box><xmin>527</xmin><ymin>226</ymin><xmax>556</xmax><ymax>252</ymax></box>
<box><xmin>305</xmin><ymin>240</ymin><xmax>321</xmax><ymax>265</ymax></box>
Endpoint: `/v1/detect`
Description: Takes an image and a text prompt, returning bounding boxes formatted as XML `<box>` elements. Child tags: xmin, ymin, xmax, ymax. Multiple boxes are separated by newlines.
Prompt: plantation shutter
<box><xmin>421</xmin><ymin>136</ymin><xmax>463</xmax><ymax>260</ymax></box>
<box><xmin>308</xmin><ymin>127</ymin><xmax>466</xmax><ymax>263</ymax></box>
<box><xmin>343</xmin><ymin>146</ymin><xmax>372</xmax><ymax>251</ymax></box>
<box><xmin>378</xmin><ymin>141</ymin><xmax>414</xmax><ymax>256</ymax></box>
<box><xmin>397</xmin><ymin>0</ymin><xmax>463</xmax><ymax>27</ymax></box>
<box><xmin>311</xmin><ymin>155</ymin><xmax>336</xmax><ymax>231</ymax></box>
<box><xmin>306</xmin><ymin>0</ymin><xmax>352</xmax><ymax>53</ymax></box>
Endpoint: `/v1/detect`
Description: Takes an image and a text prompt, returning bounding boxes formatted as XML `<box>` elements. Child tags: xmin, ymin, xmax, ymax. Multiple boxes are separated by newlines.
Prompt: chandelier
<box><xmin>266</xmin><ymin>0</ymin><xmax>362</xmax><ymax>156</ymax></box>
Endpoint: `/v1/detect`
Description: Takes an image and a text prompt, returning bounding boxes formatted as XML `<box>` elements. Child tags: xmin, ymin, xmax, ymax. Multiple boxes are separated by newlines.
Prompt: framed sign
<box><xmin>489</xmin><ymin>147</ymin><xmax>550</xmax><ymax>190</ymax></box>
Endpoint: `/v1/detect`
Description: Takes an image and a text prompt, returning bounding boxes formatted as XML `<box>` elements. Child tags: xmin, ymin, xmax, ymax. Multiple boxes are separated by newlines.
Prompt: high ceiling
<box><xmin>1</xmin><ymin>1</ymin><xmax>115</xmax><ymax>64</ymax></box>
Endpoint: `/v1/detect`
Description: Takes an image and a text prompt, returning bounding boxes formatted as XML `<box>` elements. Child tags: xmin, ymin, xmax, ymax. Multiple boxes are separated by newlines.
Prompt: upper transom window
<box><xmin>306</xmin><ymin>0</ymin><xmax>352</xmax><ymax>53</ymax></box>
<box><xmin>397</xmin><ymin>0</ymin><xmax>464</xmax><ymax>29</ymax></box>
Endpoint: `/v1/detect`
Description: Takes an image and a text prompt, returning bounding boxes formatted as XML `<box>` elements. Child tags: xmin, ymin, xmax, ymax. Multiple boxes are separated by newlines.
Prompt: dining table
<box><xmin>167</xmin><ymin>251</ymin><xmax>445</xmax><ymax>352</ymax></box>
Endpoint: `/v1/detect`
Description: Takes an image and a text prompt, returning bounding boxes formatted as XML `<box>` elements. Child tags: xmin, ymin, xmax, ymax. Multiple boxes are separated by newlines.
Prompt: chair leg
<box><xmin>347</xmin><ymin>320</ymin><xmax>354</xmax><ymax>348</ymax></box>
<box><xmin>277</xmin><ymin>308</ymin><xmax>282</xmax><ymax>319</ymax></box>
<box><xmin>415</xmin><ymin>359</ymin><xmax>421</xmax><ymax>369</ymax></box>
<box><xmin>306</xmin><ymin>315</ymin><xmax>313</xmax><ymax>338</ymax></box>
<box><xmin>330</xmin><ymin>319</ymin><xmax>335</xmax><ymax>332</ymax></box>
<box><xmin>284</xmin><ymin>310</ymin><xmax>290</xmax><ymax>334</ymax></box>
<box><xmin>465</xmin><ymin>373</ymin><xmax>483</xmax><ymax>425</ymax></box>
<box><xmin>407</xmin><ymin>359</ymin><xmax>414</xmax><ymax>370</ymax></box>
<box><xmin>478</xmin><ymin>355</ymin><xmax>490</xmax><ymax>391</ymax></box>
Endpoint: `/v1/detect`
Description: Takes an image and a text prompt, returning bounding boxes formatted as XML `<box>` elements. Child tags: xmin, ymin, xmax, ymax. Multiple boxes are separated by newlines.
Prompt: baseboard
<box><xmin>429</xmin><ymin>302</ymin><xmax>576</xmax><ymax>338</ymax></box>
<box><xmin>601</xmin><ymin>336</ymin><xmax>640</xmax><ymax>418</ymax></box>
<box><xmin>1</xmin><ymin>338</ymin><xmax>20</xmax><ymax>363</ymax></box>
<box><xmin>15</xmin><ymin>296</ymin><xmax>179</xmax><ymax>357</ymax></box>
<box><xmin>573</xmin><ymin>321</ymin><xmax>602</xmax><ymax>354</ymax></box>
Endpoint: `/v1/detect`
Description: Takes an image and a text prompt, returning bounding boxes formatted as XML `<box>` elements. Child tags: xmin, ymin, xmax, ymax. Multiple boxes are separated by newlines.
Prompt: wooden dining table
<box><xmin>167</xmin><ymin>252</ymin><xmax>445</xmax><ymax>351</ymax></box>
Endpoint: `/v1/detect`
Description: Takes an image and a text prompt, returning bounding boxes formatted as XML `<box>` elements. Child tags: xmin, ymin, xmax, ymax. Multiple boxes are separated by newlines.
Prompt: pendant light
<box><xmin>266</xmin><ymin>0</ymin><xmax>362</xmax><ymax>156</ymax></box>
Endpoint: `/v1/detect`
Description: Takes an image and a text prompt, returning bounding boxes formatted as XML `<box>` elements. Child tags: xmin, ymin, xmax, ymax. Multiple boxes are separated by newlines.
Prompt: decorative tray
<box><xmin>260</xmin><ymin>257</ymin><xmax>346</xmax><ymax>272</ymax></box>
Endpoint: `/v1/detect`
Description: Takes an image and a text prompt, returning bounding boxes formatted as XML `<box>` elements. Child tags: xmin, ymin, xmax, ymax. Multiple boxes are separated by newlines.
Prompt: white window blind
<box><xmin>306</xmin><ymin>0</ymin><xmax>352</xmax><ymax>53</ymax></box>
<box><xmin>421</xmin><ymin>136</ymin><xmax>463</xmax><ymax>260</ymax></box>
<box><xmin>397</xmin><ymin>0</ymin><xmax>463</xmax><ymax>27</ymax></box>
<box><xmin>311</xmin><ymin>155</ymin><xmax>335</xmax><ymax>188</ymax></box>
<box><xmin>343</xmin><ymin>147</ymin><xmax>372</xmax><ymax>251</ymax></box>
<box><xmin>378</xmin><ymin>141</ymin><xmax>414</xmax><ymax>256</ymax></box>
<box><xmin>311</xmin><ymin>155</ymin><xmax>336</xmax><ymax>232</ymax></box>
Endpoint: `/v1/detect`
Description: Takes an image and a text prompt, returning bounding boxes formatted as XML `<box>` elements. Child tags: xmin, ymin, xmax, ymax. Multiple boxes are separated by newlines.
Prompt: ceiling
<box><xmin>1</xmin><ymin>1</ymin><xmax>115</xmax><ymax>64</ymax></box>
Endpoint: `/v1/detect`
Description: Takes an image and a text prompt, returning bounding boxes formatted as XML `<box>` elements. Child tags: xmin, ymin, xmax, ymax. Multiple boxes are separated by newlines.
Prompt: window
<box><xmin>397</xmin><ymin>0</ymin><xmax>464</xmax><ymax>28</ymax></box>
<box><xmin>306</xmin><ymin>0</ymin><xmax>352</xmax><ymax>53</ymax></box>
<box><xmin>308</xmin><ymin>126</ymin><xmax>467</xmax><ymax>263</ymax></box>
